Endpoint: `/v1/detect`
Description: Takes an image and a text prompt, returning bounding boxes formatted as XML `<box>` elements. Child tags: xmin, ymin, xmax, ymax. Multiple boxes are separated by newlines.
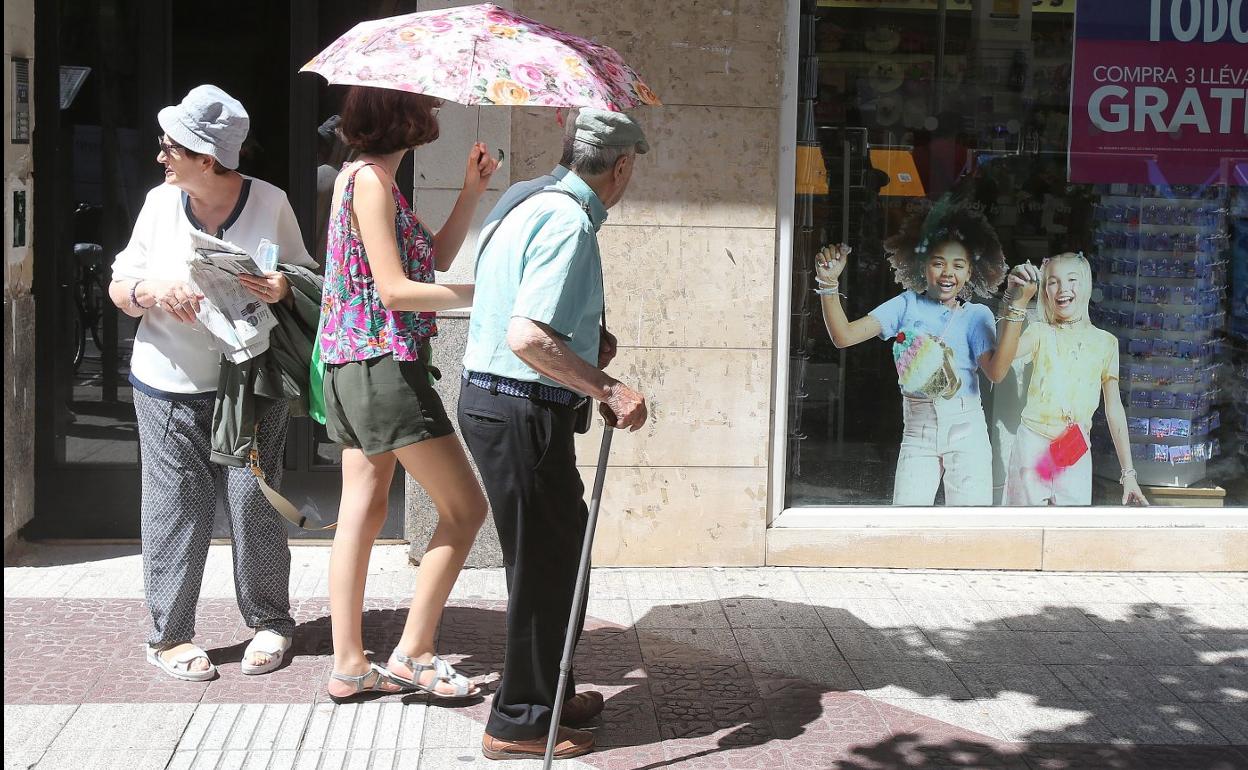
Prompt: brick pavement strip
<box><xmin>4</xmin><ymin>549</ymin><xmax>1246</xmax><ymax>768</ymax></box>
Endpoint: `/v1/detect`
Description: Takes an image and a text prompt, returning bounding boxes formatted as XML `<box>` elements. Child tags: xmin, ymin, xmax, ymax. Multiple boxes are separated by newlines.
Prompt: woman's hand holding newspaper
<box><xmin>237</xmin><ymin>272</ymin><xmax>290</xmax><ymax>304</ymax></box>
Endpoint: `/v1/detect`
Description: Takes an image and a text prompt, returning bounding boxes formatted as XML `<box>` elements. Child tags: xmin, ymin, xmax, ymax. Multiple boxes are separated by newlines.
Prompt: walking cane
<box><xmin>543</xmin><ymin>425</ymin><xmax>614</xmax><ymax>767</ymax></box>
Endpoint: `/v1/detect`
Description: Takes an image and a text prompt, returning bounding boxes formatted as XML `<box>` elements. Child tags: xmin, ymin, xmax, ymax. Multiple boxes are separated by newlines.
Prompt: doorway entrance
<box><xmin>32</xmin><ymin>0</ymin><xmax>415</xmax><ymax>539</ymax></box>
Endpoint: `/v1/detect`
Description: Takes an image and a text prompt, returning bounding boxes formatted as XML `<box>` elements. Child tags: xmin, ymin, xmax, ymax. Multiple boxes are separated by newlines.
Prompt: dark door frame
<box><xmin>31</xmin><ymin>0</ymin><xmax>171</xmax><ymax>538</ymax></box>
<box><xmin>29</xmin><ymin>0</ymin><xmax>405</xmax><ymax>540</ymax></box>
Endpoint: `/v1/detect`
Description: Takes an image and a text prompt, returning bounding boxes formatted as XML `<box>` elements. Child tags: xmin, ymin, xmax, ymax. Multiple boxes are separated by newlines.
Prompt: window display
<box><xmin>785</xmin><ymin>0</ymin><xmax>1247</xmax><ymax>508</ymax></box>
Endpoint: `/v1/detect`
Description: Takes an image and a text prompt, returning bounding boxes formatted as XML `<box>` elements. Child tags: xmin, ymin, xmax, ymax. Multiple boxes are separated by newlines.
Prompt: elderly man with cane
<box><xmin>459</xmin><ymin>109</ymin><xmax>650</xmax><ymax>761</ymax></box>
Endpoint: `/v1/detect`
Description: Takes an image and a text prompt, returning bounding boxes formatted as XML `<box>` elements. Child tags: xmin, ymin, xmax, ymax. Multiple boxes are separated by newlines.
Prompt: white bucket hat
<box><xmin>158</xmin><ymin>85</ymin><xmax>249</xmax><ymax>170</ymax></box>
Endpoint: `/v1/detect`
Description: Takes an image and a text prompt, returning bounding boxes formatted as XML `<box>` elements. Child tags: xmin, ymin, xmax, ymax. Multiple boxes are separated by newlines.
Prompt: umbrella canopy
<box><xmin>301</xmin><ymin>3</ymin><xmax>660</xmax><ymax>111</ymax></box>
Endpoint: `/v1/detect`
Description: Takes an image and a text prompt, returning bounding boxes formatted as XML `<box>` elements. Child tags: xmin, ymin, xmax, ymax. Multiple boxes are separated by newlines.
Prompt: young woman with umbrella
<box><xmin>319</xmin><ymin>85</ymin><xmax>499</xmax><ymax>702</ymax></box>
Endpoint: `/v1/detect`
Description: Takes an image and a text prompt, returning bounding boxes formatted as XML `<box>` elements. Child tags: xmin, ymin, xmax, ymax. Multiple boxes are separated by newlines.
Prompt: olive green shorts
<box><xmin>323</xmin><ymin>353</ymin><xmax>454</xmax><ymax>455</ymax></box>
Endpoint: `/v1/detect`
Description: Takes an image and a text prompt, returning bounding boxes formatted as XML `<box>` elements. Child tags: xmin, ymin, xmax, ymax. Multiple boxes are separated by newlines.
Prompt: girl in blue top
<box><xmin>816</xmin><ymin>204</ymin><xmax>1033</xmax><ymax>505</ymax></box>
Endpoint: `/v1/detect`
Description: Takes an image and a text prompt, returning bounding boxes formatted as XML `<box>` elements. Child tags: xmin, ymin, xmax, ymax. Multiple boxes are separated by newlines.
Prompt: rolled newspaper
<box><xmin>186</xmin><ymin>229</ymin><xmax>278</xmax><ymax>363</ymax></box>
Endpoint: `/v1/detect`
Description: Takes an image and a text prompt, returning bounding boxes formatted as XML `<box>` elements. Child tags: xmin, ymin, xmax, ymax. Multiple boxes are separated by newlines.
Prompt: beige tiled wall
<box><xmin>767</xmin><ymin>527</ymin><xmax>1248</xmax><ymax>571</ymax></box>
<box><xmin>507</xmin><ymin>1</ymin><xmax>784</xmax><ymax>566</ymax></box>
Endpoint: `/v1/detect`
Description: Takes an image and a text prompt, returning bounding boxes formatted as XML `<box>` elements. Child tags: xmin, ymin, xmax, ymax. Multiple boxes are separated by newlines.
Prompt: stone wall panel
<box><xmin>583</xmin><ymin>466</ymin><xmax>768</xmax><ymax>566</ymax></box>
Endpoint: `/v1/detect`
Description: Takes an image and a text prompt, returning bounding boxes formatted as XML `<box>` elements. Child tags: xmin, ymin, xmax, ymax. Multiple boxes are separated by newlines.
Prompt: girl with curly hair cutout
<box><xmin>815</xmin><ymin>200</ymin><xmax>1033</xmax><ymax>505</ymax></box>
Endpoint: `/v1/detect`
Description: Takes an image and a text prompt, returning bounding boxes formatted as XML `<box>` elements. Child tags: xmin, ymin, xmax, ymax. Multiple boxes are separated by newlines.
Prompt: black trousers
<box><xmin>458</xmin><ymin>379</ymin><xmax>589</xmax><ymax>740</ymax></box>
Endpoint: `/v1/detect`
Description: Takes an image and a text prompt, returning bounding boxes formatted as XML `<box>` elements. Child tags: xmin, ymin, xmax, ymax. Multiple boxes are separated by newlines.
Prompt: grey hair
<box><xmin>559</xmin><ymin>134</ymin><xmax>629</xmax><ymax>176</ymax></box>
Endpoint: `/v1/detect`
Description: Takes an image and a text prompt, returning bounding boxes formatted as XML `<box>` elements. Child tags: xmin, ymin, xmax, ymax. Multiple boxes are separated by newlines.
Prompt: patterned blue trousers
<box><xmin>134</xmin><ymin>390</ymin><xmax>295</xmax><ymax>647</ymax></box>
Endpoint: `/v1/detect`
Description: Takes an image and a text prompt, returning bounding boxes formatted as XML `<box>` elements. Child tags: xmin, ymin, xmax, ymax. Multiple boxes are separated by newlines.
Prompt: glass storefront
<box><xmin>784</xmin><ymin>0</ymin><xmax>1247</xmax><ymax>508</ymax></box>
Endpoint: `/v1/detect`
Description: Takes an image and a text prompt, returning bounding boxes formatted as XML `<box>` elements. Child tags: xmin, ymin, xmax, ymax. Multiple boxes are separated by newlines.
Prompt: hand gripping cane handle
<box><xmin>543</xmin><ymin>426</ymin><xmax>614</xmax><ymax>767</ymax></box>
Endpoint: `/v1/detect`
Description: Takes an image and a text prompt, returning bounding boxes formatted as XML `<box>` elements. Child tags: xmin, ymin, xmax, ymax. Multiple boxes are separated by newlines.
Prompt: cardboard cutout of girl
<box><xmin>816</xmin><ymin>200</ymin><xmax>1031</xmax><ymax>505</ymax></box>
<box><xmin>1002</xmin><ymin>253</ymin><xmax>1149</xmax><ymax>506</ymax></box>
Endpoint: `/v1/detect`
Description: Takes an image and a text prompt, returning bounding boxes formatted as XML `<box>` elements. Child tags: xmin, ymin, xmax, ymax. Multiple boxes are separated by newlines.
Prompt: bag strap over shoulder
<box><xmin>474</xmin><ymin>186</ymin><xmax>589</xmax><ymax>276</ymax></box>
<box><xmin>934</xmin><ymin>302</ymin><xmax>962</xmax><ymax>341</ymax></box>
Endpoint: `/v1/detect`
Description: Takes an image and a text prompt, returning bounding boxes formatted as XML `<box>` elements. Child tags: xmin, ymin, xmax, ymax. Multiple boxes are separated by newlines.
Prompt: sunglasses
<box><xmin>156</xmin><ymin>135</ymin><xmax>185</xmax><ymax>156</ymax></box>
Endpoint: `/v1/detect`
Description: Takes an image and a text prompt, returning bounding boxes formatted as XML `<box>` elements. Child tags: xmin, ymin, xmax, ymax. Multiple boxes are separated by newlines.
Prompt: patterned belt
<box><xmin>464</xmin><ymin>371</ymin><xmax>587</xmax><ymax>407</ymax></box>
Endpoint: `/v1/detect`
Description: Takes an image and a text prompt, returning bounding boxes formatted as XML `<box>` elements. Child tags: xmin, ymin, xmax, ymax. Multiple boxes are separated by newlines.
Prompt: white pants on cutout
<box><xmin>1004</xmin><ymin>423</ymin><xmax>1093</xmax><ymax>506</ymax></box>
<box><xmin>893</xmin><ymin>395</ymin><xmax>994</xmax><ymax>506</ymax></box>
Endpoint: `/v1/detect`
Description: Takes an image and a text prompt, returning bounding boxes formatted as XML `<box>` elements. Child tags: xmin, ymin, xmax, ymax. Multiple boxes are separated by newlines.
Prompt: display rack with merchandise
<box><xmin>1224</xmin><ymin>189</ymin><xmax>1248</xmax><ymax>496</ymax></box>
<box><xmin>1088</xmin><ymin>186</ymin><xmax>1230</xmax><ymax>488</ymax></box>
<box><xmin>1231</xmin><ymin>189</ymin><xmax>1248</xmax><ymax>340</ymax></box>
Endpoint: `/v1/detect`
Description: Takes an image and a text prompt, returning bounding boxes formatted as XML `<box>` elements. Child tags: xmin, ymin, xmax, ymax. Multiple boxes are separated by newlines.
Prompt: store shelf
<box><xmin>1090</xmin><ymin>188</ymin><xmax>1231</xmax><ymax>489</ymax></box>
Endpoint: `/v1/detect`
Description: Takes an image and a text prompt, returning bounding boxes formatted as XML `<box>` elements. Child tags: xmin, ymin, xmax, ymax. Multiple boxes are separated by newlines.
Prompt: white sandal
<box><xmin>146</xmin><ymin>643</ymin><xmax>217</xmax><ymax>682</ymax></box>
<box><xmin>387</xmin><ymin>650</ymin><xmax>480</xmax><ymax>699</ymax></box>
<box><xmin>241</xmin><ymin>630</ymin><xmax>292</xmax><ymax>675</ymax></box>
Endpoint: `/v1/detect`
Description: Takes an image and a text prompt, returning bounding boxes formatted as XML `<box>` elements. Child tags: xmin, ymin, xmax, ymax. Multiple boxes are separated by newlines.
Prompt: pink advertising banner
<box><xmin>1068</xmin><ymin>0</ymin><xmax>1248</xmax><ymax>185</ymax></box>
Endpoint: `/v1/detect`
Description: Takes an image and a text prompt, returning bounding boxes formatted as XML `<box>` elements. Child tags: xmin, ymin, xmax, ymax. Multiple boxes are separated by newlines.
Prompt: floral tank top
<box><xmin>319</xmin><ymin>162</ymin><xmax>437</xmax><ymax>364</ymax></box>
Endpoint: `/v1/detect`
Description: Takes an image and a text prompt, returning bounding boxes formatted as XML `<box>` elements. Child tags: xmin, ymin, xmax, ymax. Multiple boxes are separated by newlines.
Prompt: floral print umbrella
<box><xmin>301</xmin><ymin>3</ymin><xmax>660</xmax><ymax>110</ymax></box>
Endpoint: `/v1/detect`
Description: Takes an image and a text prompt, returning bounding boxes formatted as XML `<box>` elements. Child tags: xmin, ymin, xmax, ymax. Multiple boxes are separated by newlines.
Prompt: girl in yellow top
<box><xmin>1004</xmin><ymin>253</ymin><xmax>1148</xmax><ymax>506</ymax></box>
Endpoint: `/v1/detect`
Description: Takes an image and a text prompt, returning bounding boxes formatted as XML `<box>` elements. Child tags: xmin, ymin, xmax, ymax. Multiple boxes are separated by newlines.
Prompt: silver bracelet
<box><xmin>1119</xmin><ymin>468</ymin><xmax>1138</xmax><ymax>484</ymax></box>
<box><xmin>814</xmin><ymin>287</ymin><xmax>844</xmax><ymax>297</ymax></box>
<box><xmin>997</xmin><ymin>305</ymin><xmax>1026</xmax><ymax>323</ymax></box>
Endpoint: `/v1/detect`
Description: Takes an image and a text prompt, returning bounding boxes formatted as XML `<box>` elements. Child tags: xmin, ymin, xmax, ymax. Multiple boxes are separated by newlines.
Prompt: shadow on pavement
<box><xmin>4</xmin><ymin>542</ymin><xmax>142</xmax><ymax>567</ymax></box>
<box><xmin>4</xmin><ymin>582</ymin><xmax>1244</xmax><ymax>768</ymax></box>
<box><xmin>267</xmin><ymin>597</ymin><xmax>1247</xmax><ymax>768</ymax></box>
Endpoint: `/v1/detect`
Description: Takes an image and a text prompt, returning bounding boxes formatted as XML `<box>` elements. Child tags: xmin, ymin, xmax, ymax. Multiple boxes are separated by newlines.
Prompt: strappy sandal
<box><xmin>241</xmin><ymin>630</ymin><xmax>292</xmax><ymax>676</ymax></box>
<box><xmin>146</xmin><ymin>643</ymin><xmax>217</xmax><ymax>682</ymax></box>
<box><xmin>387</xmin><ymin>651</ymin><xmax>480</xmax><ymax>699</ymax></box>
<box><xmin>327</xmin><ymin>663</ymin><xmax>409</xmax><ymax>704</ymax></box>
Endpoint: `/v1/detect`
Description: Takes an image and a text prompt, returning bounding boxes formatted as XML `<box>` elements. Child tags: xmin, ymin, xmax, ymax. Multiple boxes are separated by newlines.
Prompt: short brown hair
<box><xmin>339</xmin><ymin>86</ymin><xmax>440</xmax><ymax>154</ymax></box>
<box><xmin>180</xmin><ymin>148</ymin><xmax>231</xmax><ymax>175</ymax></box>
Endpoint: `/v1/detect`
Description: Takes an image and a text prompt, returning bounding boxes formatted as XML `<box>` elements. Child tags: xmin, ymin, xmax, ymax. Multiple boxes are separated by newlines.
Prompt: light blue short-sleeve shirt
<box><xmin>868</xmin><ymin>290</ymin><xmax>997</xmax><ymax>398</ymax></box>
<box><xmin>463</xmin><ymin>166</ymin><xmax>607</xmax><ymax>392</ymax></box>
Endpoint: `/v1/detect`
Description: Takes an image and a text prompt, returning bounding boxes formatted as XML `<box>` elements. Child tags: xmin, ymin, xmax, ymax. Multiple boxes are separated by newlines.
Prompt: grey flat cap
<box><xmin>158</xmin><ymin>85</ymin><xmax>249</xmax><ymax>169</ymax></box>
<box><xmin>573</xmin><ymin>108</ymin><xmax>649</xmax><ymax>154</ymax></box>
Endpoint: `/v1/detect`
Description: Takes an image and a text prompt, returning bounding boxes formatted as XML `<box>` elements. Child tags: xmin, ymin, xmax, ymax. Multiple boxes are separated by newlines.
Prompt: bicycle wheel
<box><xmin>70</xmin><ymin>298</ymin><xmax>86</xmax><ymax>372</ymax></box>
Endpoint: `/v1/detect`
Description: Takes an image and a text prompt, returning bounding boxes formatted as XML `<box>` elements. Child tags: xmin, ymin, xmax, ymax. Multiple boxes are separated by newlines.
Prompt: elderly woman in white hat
<box><xmin>108</xmin><ymin>84</ymin><xmax>317</xmax><ymax>681</ymax></box>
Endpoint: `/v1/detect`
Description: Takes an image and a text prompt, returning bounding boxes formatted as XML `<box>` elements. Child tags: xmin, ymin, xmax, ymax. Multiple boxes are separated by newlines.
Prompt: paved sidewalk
<box><xmin>3</xmin><ymin>544</ymin><xmax>1246</xmax><ymax>770</ymax></box>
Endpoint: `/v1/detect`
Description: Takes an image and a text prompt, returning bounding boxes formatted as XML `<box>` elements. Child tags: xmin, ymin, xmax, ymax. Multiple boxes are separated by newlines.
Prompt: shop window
<box><xmin>785</xmin><ymin>0</ymin><xmax>1247</xmax><ymax>508</ymax></box>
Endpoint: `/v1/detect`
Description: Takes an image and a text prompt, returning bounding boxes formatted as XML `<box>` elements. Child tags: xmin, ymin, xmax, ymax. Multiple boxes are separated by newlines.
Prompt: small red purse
<box><xmin>1048</xmin><ymin>423</ymin><xmax>1089</xmax><ymax>468</ymax></box>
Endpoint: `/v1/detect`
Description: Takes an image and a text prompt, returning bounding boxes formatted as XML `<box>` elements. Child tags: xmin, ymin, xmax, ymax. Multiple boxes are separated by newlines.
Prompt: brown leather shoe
<box><xmin>482</xmin><ymin>726</ymin><xmax>594</xmax><ymax>760</ymax></box>
<box><xmin>559</xmin><ymin>690</ymin><xmax>605</xmax><ymax>726</ymax></box>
